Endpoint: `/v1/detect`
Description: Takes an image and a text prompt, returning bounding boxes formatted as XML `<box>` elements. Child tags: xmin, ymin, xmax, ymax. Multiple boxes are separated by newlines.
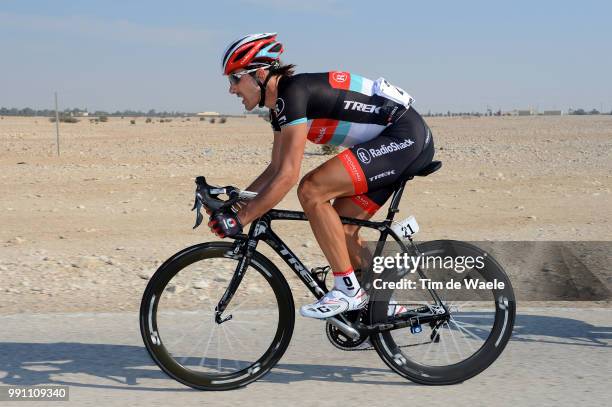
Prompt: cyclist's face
<box><xmin>228</xmin><ymin>71</ymin><xmax>261</xmax><ymax>111</ymax></box>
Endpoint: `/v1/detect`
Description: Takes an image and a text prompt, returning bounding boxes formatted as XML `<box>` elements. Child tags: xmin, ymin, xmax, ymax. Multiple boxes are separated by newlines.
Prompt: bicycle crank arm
<box><xmin>326</xmin><ymin>317</ymin><xmax>361</xmax><ymax>340</ymax></box>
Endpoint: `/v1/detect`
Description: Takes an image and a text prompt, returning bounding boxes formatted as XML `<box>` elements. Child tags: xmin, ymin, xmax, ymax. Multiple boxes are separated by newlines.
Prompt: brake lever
<box><xmin>192</xmin><ymin>178</ymin><xmax>243</xmax><ymax>229</ymax></box>
<box><xmin>192</xmin><ymin>192</ymin><xmax>204</xmax><ymax>229</ymax></box>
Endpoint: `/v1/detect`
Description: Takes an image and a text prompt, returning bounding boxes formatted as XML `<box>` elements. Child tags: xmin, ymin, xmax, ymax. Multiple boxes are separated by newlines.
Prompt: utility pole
<box><xmin>54</xmin><ymin>92</ymin><xmax>60</xmax><ymax>156</ymax></box>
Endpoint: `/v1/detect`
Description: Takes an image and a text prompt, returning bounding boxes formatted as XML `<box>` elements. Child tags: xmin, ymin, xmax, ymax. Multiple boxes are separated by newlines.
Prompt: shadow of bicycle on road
<box><xmin>0</xmin><ymin>341</ymin><xmax>407</xmax><ymax>391</ymax></box>
<box><xmin>512</xmin><ymin>313</ymin><xmax>611</xmax><ymax>347</ymax></box>
<box><xmin>0</xmin><ymin>313</ymin><xmax>609</xmax><ymax>391</ymax></box>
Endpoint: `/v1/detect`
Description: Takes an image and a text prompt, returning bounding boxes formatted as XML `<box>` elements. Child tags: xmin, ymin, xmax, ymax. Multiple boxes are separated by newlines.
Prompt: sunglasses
<box><xmin>228</xmin><ymin>68</ymin><xmax>259</xmax><ymax>86</ymax></box>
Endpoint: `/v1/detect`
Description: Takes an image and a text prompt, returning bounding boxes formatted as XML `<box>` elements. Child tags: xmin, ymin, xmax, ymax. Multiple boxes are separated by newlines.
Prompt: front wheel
<box><xmin>369</xmin><ymin>240</ymin><xmax>516</xmax><ymax>385</ymax></box>
<box><xmin>140</xmin><ymin>242</ymin><xmax>295</xmax><ymax>390</ymax></box>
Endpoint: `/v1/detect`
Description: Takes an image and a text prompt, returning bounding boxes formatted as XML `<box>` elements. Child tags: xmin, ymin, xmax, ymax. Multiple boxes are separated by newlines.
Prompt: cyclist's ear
<box><xmin>254</xmin><ymin>68</ymin><xmax>268</xmax><ymax>82</ymax></box>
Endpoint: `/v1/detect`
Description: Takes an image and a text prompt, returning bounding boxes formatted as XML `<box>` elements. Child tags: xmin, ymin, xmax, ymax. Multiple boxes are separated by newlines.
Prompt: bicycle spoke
<box><xmin>220</xmin><ymin>323</ymin><xmax>242</xmax><ymax>372</ymax></box>
<box><xmin>449</xmin><ymin>320</ymin><xmax>475</xmax><ymax>353</ymax></box>
<box><xmin>451</xmin><ymin>317</ymin><xmax>491</xmax><ymax>330</ymax></box>
<box><xmin>422</xmin><ymin>327</ymin><xmax>441</xmax><ymax>364</ymax></box>
<box><xmin>197</xmin><ymin>297</ymin><xmax>222</xmax><ymax>372</ymax></box>
<box><xmin>441</xmin><ymin>324</ymin><xmax>451</xmax><ymax>365</ymax></box>
<box><xmin>227</xmin><ymin>295</ymin><xmax>252</xmax><ymax>314</ymax></box>
<box><xmin>445</xmin><ymin>320</ymin><xmax>465</xmax><ymax>359</ymax></box>
<box><xmin>170</xmin><ymin>319</ymin><xmax>199</xmax><ymax>350</ymax></box>
<box><xmin>217</xmin><ymin>324</ymin><xmax>222</xmax><ymax>372</ymax></box>
<box><xmin>171</xmin><ymin>312</ymin><xmax>214</xmax><ymax>366</ymax></box>
<box><xmin>223</xmin><ymin>323</ymin><xmax>251</xmax><ymax>356</ymax></box>
<box><xmin>449</xmin><ymin>317</ymin><xmax>482</xmax><ymax>348</ymax></box>
<box><xmin>198</xmin><ymin>321</ymin><xmax>218</xmax><ymax>368</ymax></box>
<box><xmin>228</xmin><ymin>319</ymin><xmax>271</xmax><ymax>326</ymax></box>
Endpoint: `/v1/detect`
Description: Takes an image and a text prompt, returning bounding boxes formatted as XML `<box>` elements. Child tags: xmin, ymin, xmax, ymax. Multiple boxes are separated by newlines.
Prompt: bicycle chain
<box><xmin>340</xmin><ymin>342</ymin><xmax>424</xmax><ymax>352</ymax></box>
<box><xmin>334</xmin><ymin>303</ymin><xmax>444</xmax><ymax>352</ymax></box>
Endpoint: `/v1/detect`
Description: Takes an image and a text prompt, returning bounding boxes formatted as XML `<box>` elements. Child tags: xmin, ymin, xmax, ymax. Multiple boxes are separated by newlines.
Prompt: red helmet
<box><xmin>221</xmin><ymin>33</ymin><xmax>284</xmax><ymax>75</ymax></box>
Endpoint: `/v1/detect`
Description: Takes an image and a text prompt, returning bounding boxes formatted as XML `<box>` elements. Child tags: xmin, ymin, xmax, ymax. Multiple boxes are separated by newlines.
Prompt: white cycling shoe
<box><xmin>300</xmin><ymin>288</ymin><xmax>369</xmax><ymax>319</ymax></box>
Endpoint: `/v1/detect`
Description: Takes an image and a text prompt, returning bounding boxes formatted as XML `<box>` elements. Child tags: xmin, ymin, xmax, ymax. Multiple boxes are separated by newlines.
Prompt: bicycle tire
<box><xmin>370</xmin><ymin>240</ymin><xmax>516</xmax><ymax>385</ymax></box>
<box><xmin>140</xmin><ymin>242</ymin><xmax>295</xmax><ymax>390</ymax></box>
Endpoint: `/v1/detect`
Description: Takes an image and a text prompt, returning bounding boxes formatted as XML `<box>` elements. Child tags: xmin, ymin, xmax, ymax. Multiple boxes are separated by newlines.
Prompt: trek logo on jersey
<box><xmin>343</xmin><ymin>101</ymin><xmax>382</xmax><ymax>114</ymax></box>
<box><xmin>369</xmin><ymin>170</ymin><xmax>396</xmax><ymax>182</ymax></box>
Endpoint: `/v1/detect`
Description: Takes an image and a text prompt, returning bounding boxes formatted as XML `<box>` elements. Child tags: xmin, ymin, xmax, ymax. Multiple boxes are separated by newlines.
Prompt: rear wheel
<box><xmin>370</xmin><ymin>240</ymin><xmax>516</xmax><ymax>385</ymax></box>
<box><xmin>140</xmin><ymin>242</ymin><xmax>294</xmax><ymax>390</ymax></box>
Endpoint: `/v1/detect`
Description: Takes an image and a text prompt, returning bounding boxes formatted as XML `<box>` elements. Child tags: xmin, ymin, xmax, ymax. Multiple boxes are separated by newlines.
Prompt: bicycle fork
<box><xmin>214</xmin><ymin>239</ymin><xmax>254</xmax><ymax>324</ymax></box>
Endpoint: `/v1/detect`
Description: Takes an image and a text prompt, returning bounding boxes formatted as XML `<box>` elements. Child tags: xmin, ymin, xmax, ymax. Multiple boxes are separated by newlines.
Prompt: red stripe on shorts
<box><xmin>350</xmin><ymin>195</ymin><xmax>381</xmax><ymax>215</ymax></box>
<box><xmin>338</xmin><ymin>149</ymin><xmax>368</xmax><ymax>195</ymax></box>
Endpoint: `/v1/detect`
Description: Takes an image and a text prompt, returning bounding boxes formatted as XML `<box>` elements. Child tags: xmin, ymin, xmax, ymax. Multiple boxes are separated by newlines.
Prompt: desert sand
<box><xmin>1</xmin><ymin>115</ymin><xmax>611</xmax><ymax>313</ymax></box>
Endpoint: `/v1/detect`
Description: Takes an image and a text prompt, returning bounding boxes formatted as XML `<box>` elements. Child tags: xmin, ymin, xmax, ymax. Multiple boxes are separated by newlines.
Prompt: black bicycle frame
<box><xmin>214</xmin><ymin>179</ymin><xmax>448</xmax><ymax>331</ymax></box>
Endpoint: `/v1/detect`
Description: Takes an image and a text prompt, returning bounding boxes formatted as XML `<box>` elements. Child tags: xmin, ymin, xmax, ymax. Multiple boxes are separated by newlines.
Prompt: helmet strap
<box><xmin>256</xmin><ymin>70</ymin><xmax>274</xmax><ymax>108</ymax></box>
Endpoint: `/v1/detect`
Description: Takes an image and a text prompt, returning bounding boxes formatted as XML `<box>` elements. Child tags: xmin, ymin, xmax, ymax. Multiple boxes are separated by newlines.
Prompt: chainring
<box><xmin>324</xmin><ymin>308</ymin><xmax>372</xmax><ymax>351</ymax></box>
<box><xmin>325</xmin><ymin>321</ymin><xmax>370</xmax><ymax>350</ymax></box>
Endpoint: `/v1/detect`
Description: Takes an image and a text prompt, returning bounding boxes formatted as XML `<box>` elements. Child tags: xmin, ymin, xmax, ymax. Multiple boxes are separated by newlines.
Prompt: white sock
<box><xmin>333</xmin><ymin>267</ymin><xmax>361</xmax><ymax>296</ymax></box>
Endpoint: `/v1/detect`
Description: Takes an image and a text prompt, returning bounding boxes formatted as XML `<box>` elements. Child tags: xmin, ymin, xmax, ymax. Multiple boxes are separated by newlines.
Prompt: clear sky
<box><xmin>1</xmin><ymin>0</ymin><xmax>610</xmax><ymax>114</ymax></box>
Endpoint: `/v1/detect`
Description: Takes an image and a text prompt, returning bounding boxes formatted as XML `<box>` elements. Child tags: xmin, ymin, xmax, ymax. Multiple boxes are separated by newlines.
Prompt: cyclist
<box><xmin>210</xmin><ymin>33</ymin><xmax>435</xmax><ymax>319</ymax></box>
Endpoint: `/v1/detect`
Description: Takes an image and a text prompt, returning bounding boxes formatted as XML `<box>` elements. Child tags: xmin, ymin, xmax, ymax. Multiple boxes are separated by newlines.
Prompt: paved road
<box><xmin>0</xmin><ymin>307</ymin><xmax>610</xmax><ymax>407</ymax></box>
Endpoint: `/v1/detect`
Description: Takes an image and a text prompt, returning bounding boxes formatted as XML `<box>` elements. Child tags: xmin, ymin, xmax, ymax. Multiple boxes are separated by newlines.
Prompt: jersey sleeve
<box><xmin>274</xmin><ymin>77</ymin><xmax>308</xmax><ymax>128</ymax></box>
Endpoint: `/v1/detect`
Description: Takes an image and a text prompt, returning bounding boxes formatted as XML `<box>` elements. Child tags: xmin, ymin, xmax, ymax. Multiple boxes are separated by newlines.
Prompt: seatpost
<box><xmin>386</xmin><ymin>179</ymin><xmax>410</xmax><ymax>221</ymax></box>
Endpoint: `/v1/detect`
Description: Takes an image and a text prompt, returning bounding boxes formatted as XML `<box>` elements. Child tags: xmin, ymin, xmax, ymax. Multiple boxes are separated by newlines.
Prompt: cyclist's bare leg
<box><xmin>298</xmin><ymin>158</ymin><xmax>354</xmax><ymax>273</ymax></box>
<box><xmin>297</xmin><ymin>157</ymin><xmax>374</xmax><ymax>317</ymax></box>
<box><xmin>332</xmin><ymin>197</ymin><xmax>375</xmax><ymax>278</ymax></box>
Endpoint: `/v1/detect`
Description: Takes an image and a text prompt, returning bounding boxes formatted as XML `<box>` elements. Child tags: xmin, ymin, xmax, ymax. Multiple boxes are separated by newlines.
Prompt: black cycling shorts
<box><xmin>337</xmin><ymin>108</ymin><xmax>435</xmax><ymax>214</ymax></box>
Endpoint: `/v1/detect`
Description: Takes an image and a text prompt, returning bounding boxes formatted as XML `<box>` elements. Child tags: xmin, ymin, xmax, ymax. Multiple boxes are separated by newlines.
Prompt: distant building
<box><xmin>509</xmin><ymin>109</ymin><xmax>536</xmax><ymax>116</ymax></box>
<box><xmin>543</xmin><ymin>110</ymin><xmax>562</xmax><ymax>116</ymax></box>
<box><xmin>196</xmin><ymin>111</ymin><xmax>220</xmax><ymax>117</ymax></box>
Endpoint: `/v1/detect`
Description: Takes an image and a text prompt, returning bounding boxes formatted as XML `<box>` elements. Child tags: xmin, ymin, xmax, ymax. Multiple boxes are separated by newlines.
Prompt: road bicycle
<box><xmin>140</xmin><ymin>160</ymin><xmax>516</xmax><ymax>390</ymax></box>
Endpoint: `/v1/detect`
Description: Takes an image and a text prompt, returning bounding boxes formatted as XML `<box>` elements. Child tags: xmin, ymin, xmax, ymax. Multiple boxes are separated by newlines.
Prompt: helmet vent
<box><xmin>233</xmin><ymin>49</ymin><xmax>249</xmax><ymax>61</ymax></box>
<box><xmin>268</xmin><ymin>43</ymin><xmax>282</xmax><ymax>53</ymax></box>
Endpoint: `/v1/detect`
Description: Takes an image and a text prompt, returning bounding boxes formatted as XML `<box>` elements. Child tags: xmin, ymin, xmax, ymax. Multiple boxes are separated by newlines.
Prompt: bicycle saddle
<box><xmin>415</xmin><ymin>160</ymin><xmax>442</xmax><ymax>177</ymax></box>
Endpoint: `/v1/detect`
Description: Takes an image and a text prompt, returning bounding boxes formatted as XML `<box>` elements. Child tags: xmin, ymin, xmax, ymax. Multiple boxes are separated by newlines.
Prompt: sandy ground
<box><xmin>1</xmin><ymin>115</ymin><xmax>611</xmax><ymax>313</ymax></box>
<box><xmin>0</xmin><ymin>307</ymin><xmax>610</xmax><ymax>406</ymax></box>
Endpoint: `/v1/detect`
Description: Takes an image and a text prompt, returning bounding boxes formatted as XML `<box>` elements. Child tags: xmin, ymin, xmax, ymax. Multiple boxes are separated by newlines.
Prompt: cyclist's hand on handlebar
<box><xmin>208</xmin><ymin>210</ymin><xmax>243</xmax><ymax>238</ymax></box>
<box><xmin>231</xmin><ymin>200</ymin><xmax>247</xmax><ymax>213</ymax></box>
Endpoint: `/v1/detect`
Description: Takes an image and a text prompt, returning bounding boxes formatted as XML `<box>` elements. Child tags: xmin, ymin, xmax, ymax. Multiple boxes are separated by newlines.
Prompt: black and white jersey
<box><xmin>270</xmin><ymin>71</ymin><xmax>414</xmax><ymax>147</ymax></box>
